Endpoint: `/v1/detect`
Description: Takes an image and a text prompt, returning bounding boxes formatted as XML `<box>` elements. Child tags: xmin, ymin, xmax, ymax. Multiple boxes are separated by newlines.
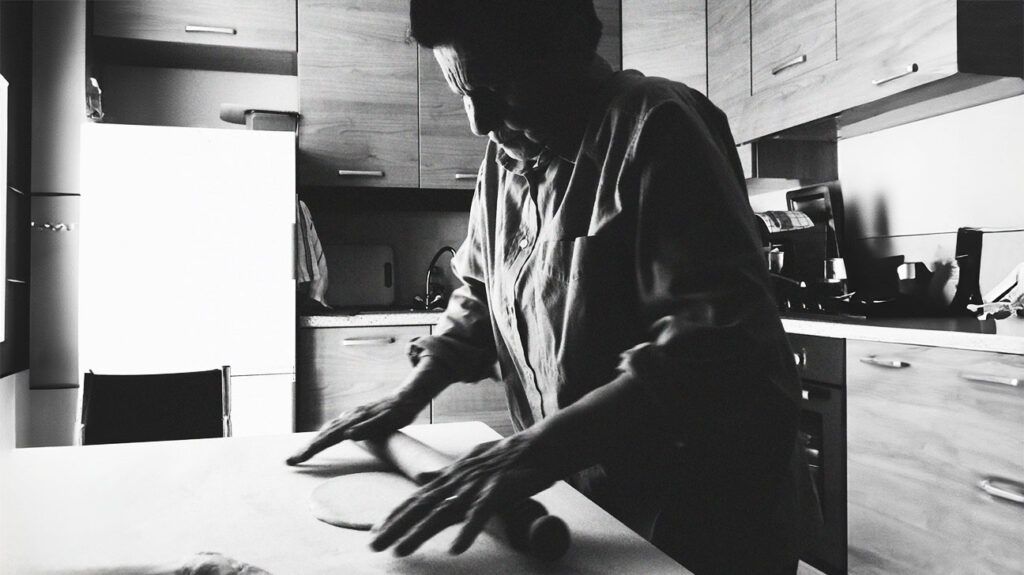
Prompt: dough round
<box><xmin>310</xmin><ymin>472</ymin><xmax>418</xmax><ymax>531</ymax></box>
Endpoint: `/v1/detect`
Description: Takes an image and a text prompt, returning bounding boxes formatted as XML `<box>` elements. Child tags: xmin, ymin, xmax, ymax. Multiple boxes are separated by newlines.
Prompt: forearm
<box><xmin>395</xmin><ymin>356</ymin><xmax>459</xmax><ymax>404</ymax></box>
<box><xmin>521</xmin><ymin>372</ymin><xmax>651</xmax><ymax>478</ymax></box>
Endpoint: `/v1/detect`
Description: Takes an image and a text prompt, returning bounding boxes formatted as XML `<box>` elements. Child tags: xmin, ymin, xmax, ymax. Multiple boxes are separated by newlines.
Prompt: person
<box><xmin>288</xmin><ymin>1</ymin><xmax>821</xmax><ymax>572</ymax></box>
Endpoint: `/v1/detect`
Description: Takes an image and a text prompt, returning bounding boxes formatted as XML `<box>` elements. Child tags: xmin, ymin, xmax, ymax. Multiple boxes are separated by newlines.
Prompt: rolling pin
<box><xmin>356</xmin><ymin>431</ymin><xmax>571</xmax><ymax>561</ymax></box>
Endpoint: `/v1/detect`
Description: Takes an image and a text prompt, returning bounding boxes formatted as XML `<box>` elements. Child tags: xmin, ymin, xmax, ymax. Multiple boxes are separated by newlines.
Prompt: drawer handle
<box><xmin>793</xmin><ymin>350</ymin><xmax>807</xmax><ymax>367</ymax></box>
<box><xmin>341</xmin><ymin>336</ymin><xmax>397</xmax><ymax>346</ymax></box>
<box><xmin>771</xmin><ymin>54</ymin><xmax>807</xmax><ymax>75</ymax></box>
<box><xmin>859</xmin><ymin>357</ymin><xmax>911</xmax><ymax>369</ymax></box>
<box><xmin>185</xmin><ymin>25</ymin><xmax>237</xmax><ymax>36</ymax></box>
<box><xmin>960</xmin><ymin>372</ymin><xmax>1021</xmax><ymax>388</ymax></box>
<box><xmin>873</xmin><ymin>63</ymin><xmax>919</xmax><ymax>86</ymax></box>
<box><xmin>454</xmin><ymin>173</ymin><xmax>478</xmax><ymax>181</ymax></box>
<box><xmin>338</xmin><ymin>169</ymin><xmax>385</xmax><ymax>178</ymax></box>
<box><xmin>978</xmin><ymin>477</ymin><xmax>1024</xmax><ymax>505</ymax></box>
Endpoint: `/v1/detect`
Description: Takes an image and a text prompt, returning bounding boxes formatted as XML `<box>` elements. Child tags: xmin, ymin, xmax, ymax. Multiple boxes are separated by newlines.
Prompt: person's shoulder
<box><xmin>604</xmin><ymin>70</ymin><xmax>703</xmax><ymax>120</ymax></box>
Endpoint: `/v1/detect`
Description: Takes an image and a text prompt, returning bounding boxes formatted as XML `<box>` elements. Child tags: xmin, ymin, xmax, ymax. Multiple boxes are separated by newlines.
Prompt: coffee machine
<box><xmin>756</xmin><ymin>181</ymin><xmax>846</xmax><ymax>312</ymax></box>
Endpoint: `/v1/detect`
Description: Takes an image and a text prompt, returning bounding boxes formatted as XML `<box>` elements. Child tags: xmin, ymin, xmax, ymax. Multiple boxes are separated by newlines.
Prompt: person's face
<box><xmin>433</xmin><ymin>43</ymin><xmax>565</xmax><ymax>162</ymax></box>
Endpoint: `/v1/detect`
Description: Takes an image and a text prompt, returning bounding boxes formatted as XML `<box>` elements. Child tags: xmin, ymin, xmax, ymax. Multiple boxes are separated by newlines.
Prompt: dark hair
<box><xmin>410</xmin><ymin>0</ymin><xmax>602</xmax><ymax>71</ymax></box>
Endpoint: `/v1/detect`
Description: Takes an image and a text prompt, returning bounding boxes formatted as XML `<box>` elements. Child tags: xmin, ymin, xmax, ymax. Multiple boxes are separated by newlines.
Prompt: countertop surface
<box><xmin>2</xmin><ymin>422</ymin><xmax>690</xmax><ymax>575</ymax></box>
<box><xmin>301</xmin><ymin>309</ymin><xmax>1023</xmax><ymax>354</ymax></box>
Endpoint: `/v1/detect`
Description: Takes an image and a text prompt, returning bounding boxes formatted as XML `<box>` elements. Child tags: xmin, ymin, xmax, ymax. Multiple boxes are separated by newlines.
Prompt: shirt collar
<box><xmin>494</xmin><ymin>145</ymin><xmax>572</xmax><ymax>176</ymax></box>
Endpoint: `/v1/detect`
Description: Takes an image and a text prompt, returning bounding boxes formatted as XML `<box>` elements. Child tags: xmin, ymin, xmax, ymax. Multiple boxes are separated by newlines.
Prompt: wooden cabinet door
<box><xmin>751</xmin><ymin>0</ymin><xmax>836</xmax><ymax>94</ymax></box>
<box><xmin>432</xmin><ymin>379</ymin><xmax>513</xmax><ymax>437</ymax></box>
<box><xmin>92</xmin><ymin>0</ymin><xmax>296</xmax><ymax>52</ymax></box>
<box><xmin>418</xmin><ymin>48</ymin><xmax>487</xmax><ymax>191</ymax></box>
<box><xmin>296</xmin><ymin>325</ymin><xmax>431</xmax><ymax>431</ymax></box>
<box><xmin>298</xmin><ymin>0</ymin><xmax>419</xmax><ymax>188</ymax></box>
<box><xmin>707</xmin><ymin>0</ymin><xmax>752</xmax><ymax>122</ymax></box>
<box><xmin>835</xmin><ymin>0</ymin><xmax>957</xmax><ymax>108</ymax></box>
<box><xmin>622</xmin><ymin>0</ymin><xmax>706</xmax><ymax>93</ymax></box>
<box><xmin>846</xmin><ymin>341</ymin><xmax>1024</xmax><ymax>574</ymax></box>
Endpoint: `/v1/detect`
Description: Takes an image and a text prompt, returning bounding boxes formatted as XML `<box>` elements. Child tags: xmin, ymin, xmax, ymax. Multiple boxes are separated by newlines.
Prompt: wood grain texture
<box><xmin>846</xmin><ymin>340</ymin><xmax>1024</xmax><ymax>574</ymax></box>
<box><xmin>418</xmin><ymin>48</ymin><xmax>486</xmax><ymax>191</ymax></box>
<box><xmin>296</xmin><ymin>325</ymin><xmax>431</xmax><ymax>431</ymax></box>
<box><xmin>622</xmin><ymin>0</ymin><xmax>706</xmax><ymax>93</ymax></box>
<box><xmin>92</xmin><ymin>0</ymin><xmax>296</xmax><ymax>51</ymax></box>
<box><xmin>432</xmin><ymin>378</ymin><xmax>514</xmax><ymax>437</ymax></box>
<box><xmin>594</xmin><ymin>0</ymin><xmax>623</xmax><ymax>71</ymax></box>
<box><xmin>298</xmin><ymin>0</ymin><xmax>419</xmax><ymax>188</ymax></box>
<box><xmin>751</xmin><ymin>0</ymin><xmax>836</xmax><ymax>94</ymax></box>
<box><xmin>707</xmin><ymin>0</ymin><xmax>751</xmax><ymax>115</ymax></box>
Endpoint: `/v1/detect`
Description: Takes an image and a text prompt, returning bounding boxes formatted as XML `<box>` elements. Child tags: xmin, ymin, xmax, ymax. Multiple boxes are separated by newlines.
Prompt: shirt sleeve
<box><xmin>408</xmin><ymin>174</ymin><xmax>500</xmax><ymax>384</ymax></box>
<box><xmin>618</xmin><ymin>101</ymin><xmax>800</xmax><ymax>445</ymax></box>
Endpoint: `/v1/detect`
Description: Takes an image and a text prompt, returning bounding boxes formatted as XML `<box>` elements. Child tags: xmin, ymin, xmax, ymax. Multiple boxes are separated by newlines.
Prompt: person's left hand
<box><xmin>369</xmin><ymin>432</ymin><xmax>557</xmax><ymax>557</ymax></box>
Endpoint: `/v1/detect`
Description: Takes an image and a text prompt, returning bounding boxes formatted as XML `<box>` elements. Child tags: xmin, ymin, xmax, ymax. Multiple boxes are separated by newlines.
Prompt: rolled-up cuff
<box><xmin>408</xmin><ymin>335</ymin><xmax>498</xmax><ymax>384</ymax></box>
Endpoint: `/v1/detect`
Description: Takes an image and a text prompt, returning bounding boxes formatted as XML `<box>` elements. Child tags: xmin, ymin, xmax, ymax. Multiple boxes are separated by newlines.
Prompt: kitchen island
<box><xmin>1</xmin><ymin>422</ymin><xmax>691</xmax><ymax>574</ymax></box>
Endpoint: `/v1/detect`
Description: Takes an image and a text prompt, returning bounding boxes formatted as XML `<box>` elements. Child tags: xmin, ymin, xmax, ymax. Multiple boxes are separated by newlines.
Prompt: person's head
<box><xmin>410</xmin><ymin>0</ymin><xmax>604</xmax><ymax>161</ymax></box>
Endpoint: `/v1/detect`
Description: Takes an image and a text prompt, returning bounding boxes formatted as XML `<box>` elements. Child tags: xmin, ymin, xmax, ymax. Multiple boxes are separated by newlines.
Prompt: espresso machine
<box><xmin>755</xmin><ymin>181</ymin><xmax>847</xmax><ymax>312</ymax></box>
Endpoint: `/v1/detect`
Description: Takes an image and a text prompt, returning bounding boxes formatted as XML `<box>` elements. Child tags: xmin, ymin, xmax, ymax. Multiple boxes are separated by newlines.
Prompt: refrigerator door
<box><xmin>79</xmin><ymin>123</ymin><xmax>295</xmax><ymax>378</ymax></box>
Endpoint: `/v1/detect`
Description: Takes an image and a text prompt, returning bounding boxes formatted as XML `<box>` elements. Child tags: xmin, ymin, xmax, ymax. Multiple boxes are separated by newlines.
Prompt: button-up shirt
<box><xmin>411</xmin><ymin>70</ymin><xmax>801</xmax><ymax>447</ymax></box>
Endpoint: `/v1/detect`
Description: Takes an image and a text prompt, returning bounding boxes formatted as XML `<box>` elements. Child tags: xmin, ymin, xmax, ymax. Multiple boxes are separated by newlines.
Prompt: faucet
<box><xmin>418</xmin><ymin>246</ymin><xmax>457</xmax><ymax>310</ymax></box>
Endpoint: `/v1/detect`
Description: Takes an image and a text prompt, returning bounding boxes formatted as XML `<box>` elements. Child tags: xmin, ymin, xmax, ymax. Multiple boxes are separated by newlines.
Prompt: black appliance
<box><xmin>800</xmin><ymin>379</ymin><xmax>847</xmax><ymax>574</ymax></box>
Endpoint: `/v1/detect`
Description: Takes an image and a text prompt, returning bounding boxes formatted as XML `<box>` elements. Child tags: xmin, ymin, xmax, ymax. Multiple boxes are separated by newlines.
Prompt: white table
<box><xmin>0</xmin><ymin>422</ymin><xmax>691</xmax><ymax>574</ymax></box>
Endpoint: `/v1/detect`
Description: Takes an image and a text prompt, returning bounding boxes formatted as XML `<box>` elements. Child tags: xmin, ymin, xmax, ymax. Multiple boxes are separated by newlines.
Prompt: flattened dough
<box><xmin>310</xmin><ymin>472</ymin><xmax>418</xmax><ymax>531</ymax></box>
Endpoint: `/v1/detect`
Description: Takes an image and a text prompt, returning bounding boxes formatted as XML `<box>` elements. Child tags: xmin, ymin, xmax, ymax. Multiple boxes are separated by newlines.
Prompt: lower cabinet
<box><xmin>846</xmin><ymin>340</ymin><xmax>1024</xmax><ymax>574</ymax></box>
<box><xmin>297</xmin><ymin>324</ymin><xmax>512</xmax><ymax>436</ymax></box>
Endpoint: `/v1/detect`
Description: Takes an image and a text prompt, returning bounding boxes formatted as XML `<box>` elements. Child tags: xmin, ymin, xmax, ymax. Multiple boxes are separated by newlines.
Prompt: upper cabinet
<box><xmin>417</xmin><ymin>49</ymin><xmax>486</xmax><ymax>191</ymax></box>
<box><xmin>750</xmin><ymin>0</ymin><xmax>836</xmax><ymax>94</ymax></box>
<box><xmin>300</xmin><ymin>0</ymin><xmax>621</xmax><ymax>190</ymax></box>
<box><xmin>622</xmin><ymin>0</ymin><xmax>706</xmax><ymax>93</ymax></box>
<box><xmin>709</xmin><ymin>0</ymin><xmax>1024</xmax><ymax>143</ymax></box>
<box><xmin>298</xmin><ymin>0</ymin><xmax>419</xmax><ymax>188</ymax></box>
<box><xmin>92</xmin><ymin>0</ymin><xmax>296</xmax><ymax>52</ymax></box>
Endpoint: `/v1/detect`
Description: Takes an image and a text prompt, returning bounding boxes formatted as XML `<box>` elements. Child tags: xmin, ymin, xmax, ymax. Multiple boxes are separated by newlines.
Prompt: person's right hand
<box><xmin>286</xmin><ymin>391</ymin><xmax>429</xmax><ymax>466</ymax></box>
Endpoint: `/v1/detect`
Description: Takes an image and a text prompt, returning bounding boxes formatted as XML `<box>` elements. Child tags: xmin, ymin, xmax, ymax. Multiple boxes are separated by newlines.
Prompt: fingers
<box><xmin>392</xmin><ymin>495</ymin><xmax>468</xmax><ymax>556</ymax></box>
<box><xmin>285</xmin><ymin>414</ymin><xmax>357</xmax><ymax>465</ymax></box>
<box><xmin>448</xmin><ymin>492</ymin><xmax>495</xmax><ymax>555</ymax></box>
<box><xmin>370</xmin><ymin>483</ymin><xmax>451</xmax><ymax>552</ymax></box>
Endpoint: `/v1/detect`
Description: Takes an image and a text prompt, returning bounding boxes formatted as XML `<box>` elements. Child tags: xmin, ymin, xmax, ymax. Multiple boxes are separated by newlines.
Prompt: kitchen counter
<box><xmin>2</xmin><ymin>422</ymin><xmax>691</xmax><ymax>574</ymax></box>
<box><xmin>781</xmin><ymin>313</ymin><xmax>1024</xmax><ymax>354</ymax></box>
<box><xmin>301</xmin><ymin>309</ymin><xmax>1022</xmax><ymax>354</ymax></box>
<box><xmin>300</xmin><ymin>307</ymin><xmax>443</xmax><ymax>328</ymax></box>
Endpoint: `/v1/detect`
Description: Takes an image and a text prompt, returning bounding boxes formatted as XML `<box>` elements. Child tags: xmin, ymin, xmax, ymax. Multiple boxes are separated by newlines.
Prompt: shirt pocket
<box><xmin>537</xmin><ymin>234</ymin><xmax>627</xmax><ymax>284</ymax></box>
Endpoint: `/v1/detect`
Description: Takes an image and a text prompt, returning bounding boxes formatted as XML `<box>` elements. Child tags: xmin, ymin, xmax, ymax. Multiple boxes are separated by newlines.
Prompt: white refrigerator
<box><xmin>78</xmin><ymin>123</ymin><xmax>296</xmax><ymax>436</ymax></box>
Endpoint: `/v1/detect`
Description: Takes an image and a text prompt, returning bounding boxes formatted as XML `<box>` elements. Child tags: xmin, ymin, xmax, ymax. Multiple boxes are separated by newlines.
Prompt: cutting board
<box><xmin>324</xmin><ymin>244</ymin><xmax>395</xmax><ymax>307</ymax></box>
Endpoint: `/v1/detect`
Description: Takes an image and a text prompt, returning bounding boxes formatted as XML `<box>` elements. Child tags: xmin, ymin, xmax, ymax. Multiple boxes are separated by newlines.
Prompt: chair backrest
<box><xmin>81</xmin><ymin>368</ymin><xmax>229</xmax><ymax>446</ymax></box>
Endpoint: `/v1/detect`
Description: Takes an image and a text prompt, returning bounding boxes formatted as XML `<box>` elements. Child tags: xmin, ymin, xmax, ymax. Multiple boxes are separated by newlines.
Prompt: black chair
<box><xmin>80</xmin><ymin>367</ymin><xmax>231</xmax><ymax>446</ymax></box>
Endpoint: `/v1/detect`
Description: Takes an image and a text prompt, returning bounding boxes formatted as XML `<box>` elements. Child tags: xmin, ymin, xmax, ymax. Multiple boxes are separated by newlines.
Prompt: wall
<box><xmin>300</xmin><ymin>203</ymin><xmax>470</xmax><ymax>307</ymax></box>
<box><xmin>838</xmin><ymin>94</ymin><xmax>1024</xmax><ymax>295</ymax></box>
<box><xmin>750</xmin><ymin>95</ymin><xmax>1024</xmax><ymax>297</ymax></box>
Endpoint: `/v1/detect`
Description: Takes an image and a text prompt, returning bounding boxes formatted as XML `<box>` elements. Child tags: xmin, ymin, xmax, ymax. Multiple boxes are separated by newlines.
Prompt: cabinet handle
<box><xmin>959</xmin><ymin>372</ymin><xmax>1021</xmax><ymax>388</ymax></box>
<box><xmin>793</xmin><ymin>350</ymin><xmax>807</xmax><ymax>367</ymax></box>
<box><xmin>338</xmin><ymin>169</ymin><xmax>385</xmax><ymax>178</ymax></box>
<box><xmin>978</xmin><ymin>477</ymin><xmax>1024</xmax><ymax>505</ymax></box>
<box><xmin>341</xmin><ymin>336</ymin><xmax>397</xmax><ymax>346</ymax></box>
<box><xmin>185</xmin><ymin>25</ymin><xmax>237</xmax><ymax>36</ymax></box>
<box><xmin>454</xmin><ymin>173</ymin><xmax>478</xmax><ymax>181</ymax></box>
<box><xmin>771</xmin><ymin>54</ymin><xmax>807</xmax><ymax>75</ymax></box>
<box><xmin>872</xmin><ymin>63</ymin><xmax>919</xmax><ymax>86</ymax></box>
<box><xmin>859</xmin><ymin>356</ymin><xmax>911</xmax><ymax>369</ymax></box>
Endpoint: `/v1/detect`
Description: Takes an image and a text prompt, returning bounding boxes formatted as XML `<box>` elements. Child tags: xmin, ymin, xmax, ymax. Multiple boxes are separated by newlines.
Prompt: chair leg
<box><xmin>222</xmin><ymin>365</ymin><xmax>232</xmax><ymax>437</ymax></box>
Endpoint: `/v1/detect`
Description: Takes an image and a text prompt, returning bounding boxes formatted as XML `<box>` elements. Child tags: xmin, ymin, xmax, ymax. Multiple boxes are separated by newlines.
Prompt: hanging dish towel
<box><xmin>296</xmin><ymin>200</ymin><xmax>330</xmax><ymax>308</ymax></box>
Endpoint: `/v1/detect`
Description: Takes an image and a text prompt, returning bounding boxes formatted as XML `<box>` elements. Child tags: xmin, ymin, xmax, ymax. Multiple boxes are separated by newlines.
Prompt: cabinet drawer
<box><xmin>432</xmin><ymin>378</ymin><xmax>513</xmax><ymax>437</ymax></box>
<box><xmin>787</xmin><ymin>333</ymin><xmax>845</xmax><ymax>386</ymax></box>
<box><xmin>93</xmin><ymin>0</ymin><xmax>296</xmax><ymax>52</ymax></box>
<box><xmin>751</xmin><ymin>0</ymin><xmax>836</xmax><ymax>94</ymax></box>
<box><xmin>846</xmin><ymin>340</ymin><xmax>1024</xmax><ymax>574</ymax></box>
<box><xmin>296</xmin><ymin>325</ymin><xmax>430</xmax><ymax>431</ymax></box>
